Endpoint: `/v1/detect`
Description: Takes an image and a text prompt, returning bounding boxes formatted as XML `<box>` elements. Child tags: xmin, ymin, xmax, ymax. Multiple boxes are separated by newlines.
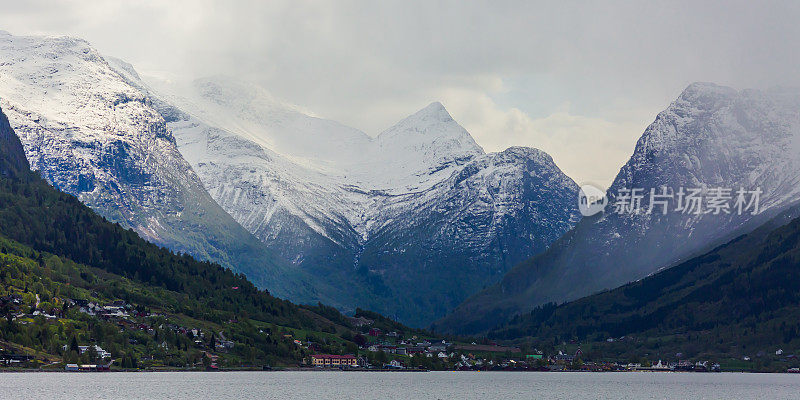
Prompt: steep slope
<box><xmin>439</xmin><ymin>83</ymin><xmax>800</xmax><ymax>333</ymax></box>
<box><xmin>359</xmin><ymin>147</ymin><xmax>580</xmax><ymax>322</ymax></box>
<box><xmin>138</xmin><ymin>76</ymin><xmax>581</xmax><ymax>326</ymax></box>
<box><xmin>366</xmin><ymin>101</ymin><xmax>485</xmax><ymax>194</ymax></box>
<box><xmin>0</xmin><ymin>103</ymin><xmax>386</xmax><ymax>367</ymax></box>
<box><xmin>488</xmin><ymin>204</ymin><xmax>800</xmax><ymax>366</ymax></box>
<box><xmin>0</xmin><ymin>105</ymin><xmax>28</xmax><ymax>177</ymax></box>
<box><xmin>0</xmin><ymin>31</ymin><xmax>310</xmax><ymax>299</ymax></box>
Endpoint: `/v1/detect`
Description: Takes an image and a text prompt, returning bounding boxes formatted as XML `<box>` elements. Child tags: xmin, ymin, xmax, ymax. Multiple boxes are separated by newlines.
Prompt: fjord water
<box><xmin>3</xmin><ymin>372</ymin><xmax>800</xmax><ymax>399</ymax></box>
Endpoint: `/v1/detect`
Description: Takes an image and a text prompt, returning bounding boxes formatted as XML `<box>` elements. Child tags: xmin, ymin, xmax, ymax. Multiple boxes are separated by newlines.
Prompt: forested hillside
<box><xmin>488</xmin><ymin>204</ymin><xmax>800</xmax><ymax>370</ymax></box>
<box><xmin>0</xmin><ymin>106</ymin><xmax>365</xmax><ymax>368</ymax></box>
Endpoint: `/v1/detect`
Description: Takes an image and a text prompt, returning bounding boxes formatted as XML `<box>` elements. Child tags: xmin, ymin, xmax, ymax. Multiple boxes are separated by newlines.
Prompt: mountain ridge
<box><xmin>1</xmin><ymin>30</ymin><xmax>581</xmax><ymax>326</ymax></box>
<box><xmin>137</xmin><ymin>73</ymin><xmax>582</xmax><ymax>326</ymax></box>
<box><xmin>436</xmin><ymin>82</ymin><xmax>800</xmax><ymax>333</ymax></box>
<box><xmin>0</xmin><ymin>31</ymin><xmax>314</xmax><ymax>300</ymax></box>
<box><xmin>486</xmin><ymin>201</ymin><xmax>800</xmax><ymax>368</ymax></box>
<box><xmin>0</xmin><ymin>102</ymin><xmax>410</xmax><ymax>368</ymax></box>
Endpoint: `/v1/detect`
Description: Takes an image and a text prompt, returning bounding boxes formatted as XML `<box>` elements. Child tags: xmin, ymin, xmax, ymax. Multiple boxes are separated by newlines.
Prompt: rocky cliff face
<box><xmin>0</xmin><ymin>104</ymin><xmax>29</xmax><ymax>178</ymax></box>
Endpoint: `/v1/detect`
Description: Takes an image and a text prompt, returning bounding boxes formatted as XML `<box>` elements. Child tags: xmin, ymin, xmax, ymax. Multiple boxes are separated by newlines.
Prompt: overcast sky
<box><xmin>1</xmin><ymin>0</ymin><xmax>799</xmax><ymax>187</ymax></box>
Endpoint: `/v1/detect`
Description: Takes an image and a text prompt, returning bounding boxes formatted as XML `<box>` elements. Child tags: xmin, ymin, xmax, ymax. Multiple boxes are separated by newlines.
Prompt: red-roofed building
<box><xmin>310</xmin><ymin>354</ymin><xmax>357</xmax><ymax>367</ymax></box>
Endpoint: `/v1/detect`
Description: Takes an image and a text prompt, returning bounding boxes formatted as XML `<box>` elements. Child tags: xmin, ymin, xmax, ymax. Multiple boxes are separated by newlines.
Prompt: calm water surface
<box><xmin>2</xmin><ymin>371</ymin><xmax>800</xmax><ymax>399</ymax></box>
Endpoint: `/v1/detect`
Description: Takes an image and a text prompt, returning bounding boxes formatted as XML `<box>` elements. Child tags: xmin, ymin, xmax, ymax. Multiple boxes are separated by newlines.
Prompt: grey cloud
<box><xmin>0</xmin><ymin>0</ymin><xmax>798</xmax><ymax>184</ymax></box>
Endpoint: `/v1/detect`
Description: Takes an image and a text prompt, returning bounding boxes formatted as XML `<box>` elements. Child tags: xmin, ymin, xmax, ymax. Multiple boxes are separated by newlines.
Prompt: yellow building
<box><xmin>310</xmin><ymin>354</ymin><xmax>357</xmax><ymax>367</ymax></box>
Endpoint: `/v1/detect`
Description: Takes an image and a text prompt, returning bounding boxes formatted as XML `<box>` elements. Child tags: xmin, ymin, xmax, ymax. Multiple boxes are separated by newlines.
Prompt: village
<box><xmin>303</xmin><ymin>324</ymin><xmax>734</xmax><ymax>373</ymax></box>
<box><xmin>3</xmin><ymin>293</ymin><xmax>798</xmax><ymax>374</ymax></box>
<box><xmin>0</xmin><ymin>293</ymin><xmax>248</xmax><ymax>371</ymax></box>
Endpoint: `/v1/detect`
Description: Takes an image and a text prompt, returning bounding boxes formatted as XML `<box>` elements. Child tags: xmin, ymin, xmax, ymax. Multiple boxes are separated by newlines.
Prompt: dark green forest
<box><xmin>489</xmin><ymin>205</ymin><xmax>800</xmax><ymax>370</ymax></box>
<box><xmin>0</xmin><ymin>106</ymin><xmax>375</xmax><ymax>369</ymax></box>
<box><xmin>5</xmin><ymin>100</ymin><xmax>800</xmax><ymax>371</ymax></box>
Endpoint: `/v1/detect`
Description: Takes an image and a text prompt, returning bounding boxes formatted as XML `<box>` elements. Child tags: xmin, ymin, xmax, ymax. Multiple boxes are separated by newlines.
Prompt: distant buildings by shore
<box><xmin>310</xmin><ymin>355</ymin><xmax>357</xmax><ymax>368</ymax></box>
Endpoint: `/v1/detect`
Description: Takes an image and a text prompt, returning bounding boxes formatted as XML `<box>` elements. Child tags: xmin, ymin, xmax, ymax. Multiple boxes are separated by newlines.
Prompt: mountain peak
<box><xmin>422</xmin><ymin>101</ymin><xmax>449</xmax><ymax>114</ymax></box>
<box><xmin>498</xmin><ymin>146</ymin><xmax>554</xmax><ymax>164</ymax></box>
<box><xmin>410</xmin><ymin>101</ymin><xmax>454</xmax><ymax>123</ymax></box>
<box><xmin>380</xmin><ymin>101</ymin><xmax>466</xmax><ymax>138</ymax></box>
<box><xmin>377</xmin><ymin>101</ymin><xmax>483</xmax><ymax>155</ymax></box>
<box><xmin>676</xmin><ymin>82</ymin><xmax>738</xmax><ymax>105</ymax></box>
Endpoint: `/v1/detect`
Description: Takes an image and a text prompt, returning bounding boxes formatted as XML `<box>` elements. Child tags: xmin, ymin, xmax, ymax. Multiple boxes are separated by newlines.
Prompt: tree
<box><xmin>85</xmin><ymin>344</ymin><xmax>99</xmax><ymax>362</ymax></box>
<box><xmin>353</xmin><ymin>334</ymin><xmax>367</xmax><ymax>347</ymax></box>
<box><xmin>69</xmin><ymin>335</ymin><xmax>79</xmax><ymax>353</ymax></box>
<box><xmin>375</xmin><ymin>350</ymin><xmax>388</xmax><ymax>365</ymax></box>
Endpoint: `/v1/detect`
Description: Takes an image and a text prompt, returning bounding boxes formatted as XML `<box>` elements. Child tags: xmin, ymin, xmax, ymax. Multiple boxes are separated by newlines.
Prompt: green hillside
<box><xmin>0</xmin><ymin>234</ymin><xmax>361</xmax><ymax>369</ymax></box>
<box><xmin>0</xmin><ymin>106</ymin><xmax>366</xmax><ymax>369</ymax></box>
<box><xmin>488</xmin><ymin>205</ymin><xmax>800</xmax><ymax>371</ymax></box>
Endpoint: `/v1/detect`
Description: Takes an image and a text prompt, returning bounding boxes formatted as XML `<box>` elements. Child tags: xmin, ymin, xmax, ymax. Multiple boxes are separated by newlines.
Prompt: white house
<box><xmin>74</xmin><ymin>345</ymin><xmax>111</xmax><ymax>359</ymax></box>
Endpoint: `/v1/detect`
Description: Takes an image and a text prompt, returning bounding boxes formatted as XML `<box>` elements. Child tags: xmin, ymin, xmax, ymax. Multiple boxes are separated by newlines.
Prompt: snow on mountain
<box><xmin>357</xmin><ymin>146</ymin><xmax>581</xmax><ymax>323</ymax></box>
<box><xmin>163</xmin><ymin>77</ymin><xmax>373</xmax><ymax>173</ymax></box>
<box><xmin>437</xmin><ymin>82</ymin><xmax>800</xmax><ymax>333</ymax></box>
<box><xmin>367</xmin><ymin>101</ymin><xmax>484</xmax><ymax>193</ymax></box>
<box><xmin>133</xmin><ymin>75</ymin><xmax>580</xmax><ymax>325</ymax></box>
<box><xmin>0</xmin><ymin>31</ymin><xmax>310</xmax><ymax>299</ymax></box>
<box><xmin>0</xmin><ymin>29</ymin><xmax>580</xmax><ymax>325</ymax></box>
<box><xmin>143</xmin><ymin>76</ymin><xmax>490</xmax><ymax>240</ymax></box>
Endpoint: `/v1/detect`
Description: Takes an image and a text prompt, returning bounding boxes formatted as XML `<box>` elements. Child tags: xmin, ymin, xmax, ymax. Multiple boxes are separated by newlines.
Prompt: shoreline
<box><xmin>0</xmin><ymin>368</ymin><xmax>792</xmax><ymax>374</ymax></box>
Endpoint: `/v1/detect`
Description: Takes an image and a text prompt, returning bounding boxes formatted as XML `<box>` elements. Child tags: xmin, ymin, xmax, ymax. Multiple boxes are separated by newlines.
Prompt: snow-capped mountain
<box><xmin>137</xmin><ymin>76</ymin><xmax>581</xmax><ymax>326</ymax></box>
<box><xmin>0</xmin><ymin>31</ymin><xmax>312</xmax><ymax>299</ymax></box>
<box><xmin>438</xmin><ymin>82</ymin><xmax>800</xmax><ymax>333</ymax></box>
<box><xmin>0</xmin><ymin>30</ymin><xmax>581</xmax><ymax>326</ymax></box>
<box><xmin>357</xmin><ymin>146</ymin><xmax>581</xmax><ymax>323</ymax></box>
